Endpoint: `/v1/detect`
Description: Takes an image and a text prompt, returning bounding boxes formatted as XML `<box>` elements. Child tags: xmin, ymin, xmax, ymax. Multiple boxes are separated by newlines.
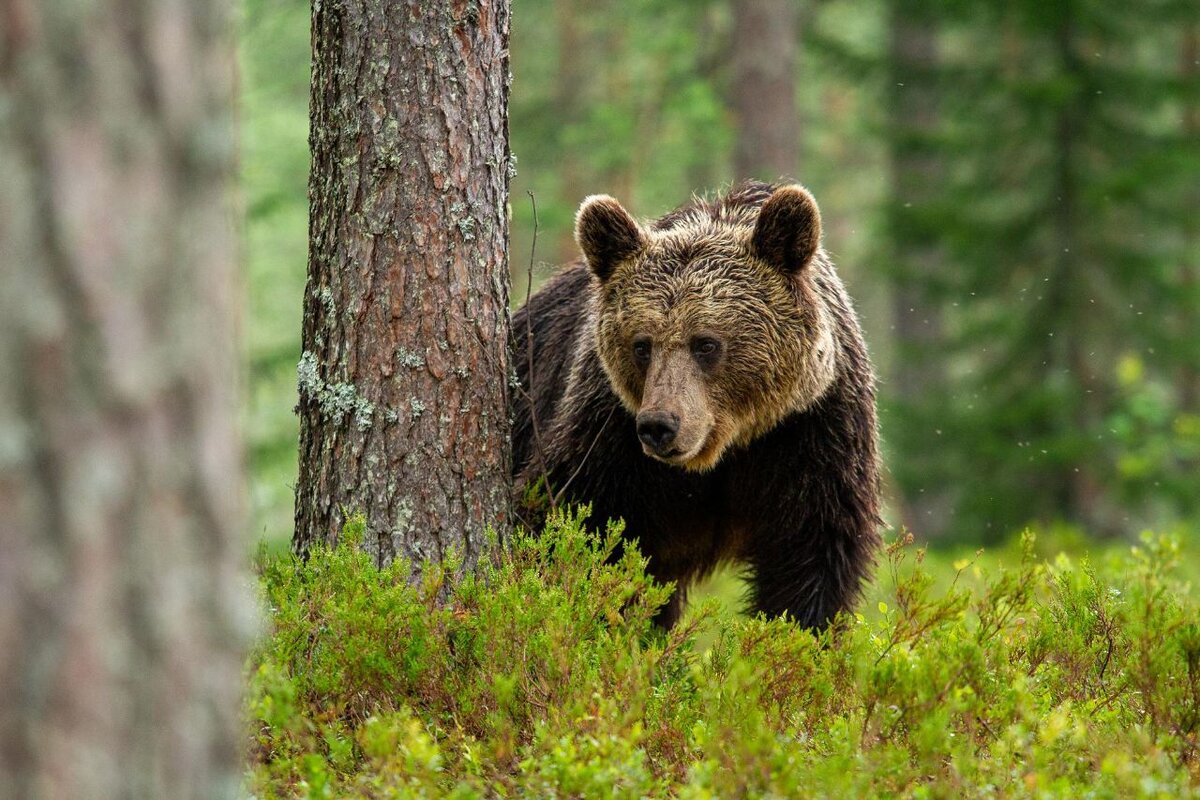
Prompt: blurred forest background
<box><xmin>239</xmin><ymin>0</ymin><xmax>1199</xmax><ymax>550</ymax></box>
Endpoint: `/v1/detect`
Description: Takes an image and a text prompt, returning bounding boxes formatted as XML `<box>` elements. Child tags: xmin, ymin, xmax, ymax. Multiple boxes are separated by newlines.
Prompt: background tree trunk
<box><xmin>0</xmin><ymin>1</ymin><xmax>249</xmax><ymax>797</ymax></box>
<box><xmin>886</xmin><ymin>4</ymin><xmax>952</xmax><ymax>538</ymax></box>
<box><xmin>553</xmin><ymin>0</ymin><xmax>589</xmax><ymax>265</ymax></box>
<box><xmin>294</xmin><ymin>1</ymin><xmax>513</xmax><ymax>568</ymax></box>
<box><xmin>1180</xmin><ymin>24</ymin><xmax>1199</xmax><ymax>412</ymax></box>
<box><xmin>1047</xmin><ymin>11</ymin><xmax>1109</xmax><ymax>533</ymax></box>
<box><xmin>730</xmin><ymin>0</ymin><xmax>799</xmax><ymax>180</ymax></box>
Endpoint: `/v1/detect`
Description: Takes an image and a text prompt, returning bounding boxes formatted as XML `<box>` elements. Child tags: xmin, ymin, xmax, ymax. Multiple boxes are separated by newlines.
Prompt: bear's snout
<box><xmin>636</xmin><ymin>410</ymin><xmax>680</xmax><ymax>454</ymax></box>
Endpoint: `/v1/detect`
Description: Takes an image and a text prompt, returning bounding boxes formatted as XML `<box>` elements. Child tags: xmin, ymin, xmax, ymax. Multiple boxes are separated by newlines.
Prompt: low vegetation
<box><xmin>247</xmin><ymin>511</ymin><xmax>1200</xmax><ymax>798</ymax></box>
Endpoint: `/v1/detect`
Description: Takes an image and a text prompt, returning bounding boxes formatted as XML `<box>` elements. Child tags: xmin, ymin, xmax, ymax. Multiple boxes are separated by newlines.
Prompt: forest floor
<box><xmin>245</xmin><ymin>511</ymin><xmax>1200</xmax><ymax>798</ymax></box>
<box><xmin>246</xmin><ymin>513</ymin><xmax>1200</xmax><ymax>800</ymax></box>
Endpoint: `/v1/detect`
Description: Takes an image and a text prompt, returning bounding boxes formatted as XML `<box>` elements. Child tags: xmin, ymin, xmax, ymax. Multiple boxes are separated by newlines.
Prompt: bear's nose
<box><xmin>636</xmin><ymin>411</ymin><xmax>680</xmax><ymax>454</ymax></box>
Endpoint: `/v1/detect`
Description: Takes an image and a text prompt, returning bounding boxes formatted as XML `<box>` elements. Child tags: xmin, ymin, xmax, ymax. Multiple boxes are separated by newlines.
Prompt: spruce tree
<box><xmin>893</xmin><ymin>0</ymin><xmax>1200</xmax><ymax>537</ymax></box>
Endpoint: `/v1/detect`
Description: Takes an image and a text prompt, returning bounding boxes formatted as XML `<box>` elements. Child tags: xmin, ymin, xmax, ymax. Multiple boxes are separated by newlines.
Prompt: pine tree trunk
<box><xmin>553</xmin><ymin>0</ymin><xmax>588</xmax><ymax>265</ymax></box>
<box><xmin>1180</xmin><ymin>25</ymin><xmax>1199</xmax><ymax>412</ymax></box>
<box><xmin>731</xmin><ymin>0</ymin><xmax>799</xmax><ymax>180</ymax></box>
<box><xmin>1049</xmin><ymin>12</ymin><xmax>1109</xmax><ymax>533</ymax></box>
<box><xmin>0</xmin><ymin>2</ymin><xmax>249</xmax><ymax>797</ymax></box>
<box><xmin>600</xmin><ymin>16</ymin><xmax>637</xmax><ymax>204</ymax></box>
<box><xmin>294</xmin><ymin>1</ymin><xmax>513</xmax><ymax>568</ymax></box>
<box><xmin>886</xmin><ymin>5</ymin><xmax>952</xmax><ymax>538</ymax></box>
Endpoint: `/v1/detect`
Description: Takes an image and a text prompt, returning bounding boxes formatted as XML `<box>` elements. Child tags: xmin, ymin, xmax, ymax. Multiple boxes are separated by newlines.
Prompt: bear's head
<box><xmin>575</xmin><ymin>183</ymin><xmax>839</xmax><ymax>472</ymax></box>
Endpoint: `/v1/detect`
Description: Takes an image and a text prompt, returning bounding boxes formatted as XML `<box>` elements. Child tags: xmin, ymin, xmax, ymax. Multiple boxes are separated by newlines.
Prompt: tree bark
<box><xmin>886</xmin><ymin>4</ymin><xmax>952</xmax><ymax>538</ymax></box>
<box><xmin>730</xmin><ymin>0</ymin><xmax>799</xmax><ymax>180</ymax></box>
<box><xmin>0</xmin><ymin>1</ymin><xmax>249</xmax><ymax>798</ymax></box>
<box><xmin>294</xmin><ymin>0</ymin><xmax>513</xmax><ymax>568</ymax></box>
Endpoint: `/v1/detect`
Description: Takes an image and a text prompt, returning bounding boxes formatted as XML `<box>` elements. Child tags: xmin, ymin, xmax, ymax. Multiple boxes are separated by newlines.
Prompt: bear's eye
<box><xmin>691</xmin><ymin>337</ymin><xmax>722</xmax><ymax>365</ymax></box>
<box><xmin>631</xmin><ymin>339</ymin><xmax>652</xmax><ymax>366</ymax></box>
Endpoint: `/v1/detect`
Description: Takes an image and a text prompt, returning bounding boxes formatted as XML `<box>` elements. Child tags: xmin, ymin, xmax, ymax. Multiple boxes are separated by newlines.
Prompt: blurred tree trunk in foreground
<box><xmin>885</xmin><ymin>4</ymin><xmax>953</xmax><ymax>539</ymax></box>
<box><xmin>0</xmin><ymin>1</ymin><xmax>249</xmax><ymax>798</ymax></box>
<box><xmin>731</xmin><ymin>0</ymin><xmax>799</xmax><ymax>180</ymax></box>
<box><xmin>294</xmin><ymin>1</ymin><xmax>513</xmax><ymax>568</ymax></box>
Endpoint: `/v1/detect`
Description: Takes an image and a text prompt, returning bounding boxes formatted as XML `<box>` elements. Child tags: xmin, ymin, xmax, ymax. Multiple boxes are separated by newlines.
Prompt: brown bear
<box><xmin>512</xmin><ymin>181</ymin><xmax>882</xmax><ymax>629</ymax></box>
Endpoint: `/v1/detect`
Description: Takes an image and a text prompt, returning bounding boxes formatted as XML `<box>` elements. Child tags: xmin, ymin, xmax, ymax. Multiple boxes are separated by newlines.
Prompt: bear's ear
<box><xmin>575</xmin><ymin>194</ymin><xmax>646</xmax><ymax>283</ymax></box>
<box><xmin>750</xmin><ymin>185</ymin><xmax>822</xmax><ymax>275</ymax></box>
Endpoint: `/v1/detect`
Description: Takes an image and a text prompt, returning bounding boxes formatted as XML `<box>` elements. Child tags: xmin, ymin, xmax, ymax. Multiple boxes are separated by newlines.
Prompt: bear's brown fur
<box><xmin>512</xmin><ymin>181</ymin><xmax>882</xmax><ymax>629</ymax></box>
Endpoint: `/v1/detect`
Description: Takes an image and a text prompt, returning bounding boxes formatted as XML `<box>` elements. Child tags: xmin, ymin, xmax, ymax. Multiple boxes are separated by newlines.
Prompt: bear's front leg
<box><xmin>744</xmin><ymin>501</ymin><xmax>878</xmax><ymax>630</ymax></box>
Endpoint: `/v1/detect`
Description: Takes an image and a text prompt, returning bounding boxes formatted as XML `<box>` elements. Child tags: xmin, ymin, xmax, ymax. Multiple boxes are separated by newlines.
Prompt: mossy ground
<box><xmin>247</xmin><ymin>511</ymin><xmax>1200</xmax><ymax>798</ymax></box>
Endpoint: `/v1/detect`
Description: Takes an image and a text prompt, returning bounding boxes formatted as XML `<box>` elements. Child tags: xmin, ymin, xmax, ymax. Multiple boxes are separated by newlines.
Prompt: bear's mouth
<box><xmin>642</xmin><ymin>436</ymin><xmax>708</xmax><ymax>467</ymax></box>
<box><xmin>643</xmin><ymin>431</ymin><xmax>730</xmax><ymax>473</ymax></box>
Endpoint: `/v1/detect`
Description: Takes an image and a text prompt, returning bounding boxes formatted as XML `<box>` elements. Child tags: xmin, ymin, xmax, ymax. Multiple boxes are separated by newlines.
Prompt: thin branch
<box><xmin>523</xmin><ymin>190</ymin><xmax>555</xmax><ymax>507</ymax></box>
<box><xmin>552</xmin><ymin>404</ymin><xmax>617</xmax><ymax>508</ymax></box>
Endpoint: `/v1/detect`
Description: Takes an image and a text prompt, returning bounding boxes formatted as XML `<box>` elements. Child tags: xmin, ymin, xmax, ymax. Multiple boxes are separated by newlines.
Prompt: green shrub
<box><xmin>247</xmin><ymin>512</ymin><xmax>1199</xmax><ymax>798</ymax></box>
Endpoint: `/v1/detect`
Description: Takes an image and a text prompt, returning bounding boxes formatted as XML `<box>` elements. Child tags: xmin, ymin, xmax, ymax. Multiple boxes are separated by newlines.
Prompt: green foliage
<box><xmin>247</xmin><ymin>514</ymin><xmax>1200</xmax><ymax>797</ymax></box>
<box><xmin>874</xmin><ymin>0</ymin><xmax>1200</xmax><ymax>537</ymax></box>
